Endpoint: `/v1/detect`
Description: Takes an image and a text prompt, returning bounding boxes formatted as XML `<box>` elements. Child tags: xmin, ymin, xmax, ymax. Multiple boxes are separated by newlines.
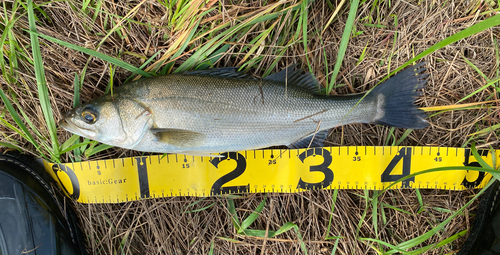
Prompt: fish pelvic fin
<box><xmin>288</xmin><ymin>130</ymin><xmax>330</xmax><ymax>149</ymax></box>
<box><xmin>151</xmin><ymin>128</ymin><xmax>206</xmax><ymax>147</ymax></box>
<box><xmin>369</xmin><ymin>62</ymin><xmax>428</xmax><ymax>129</ymax></box>
<box><xmin>264</xmin><ymin>64</ymin><xmax>322</xmax><ymax>94</ymax></box>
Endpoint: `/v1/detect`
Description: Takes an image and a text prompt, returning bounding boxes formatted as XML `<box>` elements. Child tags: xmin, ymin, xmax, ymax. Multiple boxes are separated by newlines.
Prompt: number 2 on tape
<box><xmin>210</xmin><ymin>152</ymin><xmax>249</xmax><ymax>195</ymax></box>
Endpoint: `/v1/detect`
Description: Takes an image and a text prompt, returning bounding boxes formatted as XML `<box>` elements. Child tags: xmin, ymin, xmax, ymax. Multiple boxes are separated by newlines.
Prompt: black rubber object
<box><xmin>458</xmin><ymin>180</ymin><xmax>500</xmax><ymax>255</ymax></box>
<box><xmin>0</xmin><ymin>152</ymin><xmax>87</xmax><ymax>255</ymax></box>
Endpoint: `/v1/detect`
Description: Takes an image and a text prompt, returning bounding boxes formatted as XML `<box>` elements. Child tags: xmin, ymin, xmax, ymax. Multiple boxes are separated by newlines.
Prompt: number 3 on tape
<box><xmin>297</xmin><ymin>148</ymin><xmax>333</xmax><ymax>190</ymax></box>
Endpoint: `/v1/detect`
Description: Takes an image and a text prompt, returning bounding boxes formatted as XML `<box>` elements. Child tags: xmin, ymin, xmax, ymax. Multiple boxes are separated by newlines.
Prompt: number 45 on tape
<box><xmin>43</xmin><ymin>146</ymin><xmax>493</xmax><ymax>204</ymax></box>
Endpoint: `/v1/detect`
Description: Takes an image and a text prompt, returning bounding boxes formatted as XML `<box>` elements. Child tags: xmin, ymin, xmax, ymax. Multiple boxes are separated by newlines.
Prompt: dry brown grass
<box><xmin>1</xmin><ymin>0</ymin><xmax>500</xmax><ymax>254</ymax></box>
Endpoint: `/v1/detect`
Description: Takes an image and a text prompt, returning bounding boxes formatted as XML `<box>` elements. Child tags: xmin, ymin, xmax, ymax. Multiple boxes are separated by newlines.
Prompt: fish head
<box><xmin>60</xmin><ymin>96</ymin><xmax>153</xmax><ymax>149</ymax></box>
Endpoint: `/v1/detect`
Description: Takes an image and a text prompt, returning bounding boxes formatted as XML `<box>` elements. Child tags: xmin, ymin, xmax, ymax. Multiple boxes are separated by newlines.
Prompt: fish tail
<box><xmin>369</xmin><ymin>63</ymin><xmax>428</xmax><ymax>129</ymax></box>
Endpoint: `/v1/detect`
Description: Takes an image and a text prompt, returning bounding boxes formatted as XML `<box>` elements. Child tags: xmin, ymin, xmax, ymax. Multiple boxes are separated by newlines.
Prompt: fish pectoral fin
<box><xmin>287</xmin><ymin>130</ymin><xmax>330</xmax><ymax>149</ymax></box>
<box><xmin>151</xmin><ymin>128</ymin><xmax>206</xmax><ymax>147</ymax></box>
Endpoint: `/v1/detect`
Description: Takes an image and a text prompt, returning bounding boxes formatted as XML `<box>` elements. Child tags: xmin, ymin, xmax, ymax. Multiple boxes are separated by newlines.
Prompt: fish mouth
<box><xmin>59</xmin><ymin>118</ymin><xmax>96</xmax><ymax>138</ymax></box>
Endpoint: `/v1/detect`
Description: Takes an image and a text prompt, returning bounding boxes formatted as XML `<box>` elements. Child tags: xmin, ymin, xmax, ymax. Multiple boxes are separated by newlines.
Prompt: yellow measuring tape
<box><xmin>43</xmin><ymin>146</ymin><xmax>493</xmax><ymax>204</ymax></box>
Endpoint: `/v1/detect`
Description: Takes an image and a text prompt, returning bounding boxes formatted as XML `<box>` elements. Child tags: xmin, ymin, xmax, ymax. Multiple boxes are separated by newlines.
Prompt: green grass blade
<box><xmin>239</xmin><ymin>196</ymin><xmax>266</xmax><ymax>233</ymax></box>
<box><xmin>386</xmin><ymin>181</ymin><xmax>492</xmax><ymax>253</ymax></box>
<box><xmin>370</xmin><ymin>166</ymin><xmax>496</xmax><ymax>253</ymax></box>
<box><xmin>73</xmin><ymin>72</ymin><xmax>80</xmax><ymax>107</ymax></box>
<box><xmin>194</xmin><ymin>43</ymin><xmax>231</xmax><ymax>71</ymax></box>
<box><xmin>227</xmin><ymin>198</ymin><xmax>241</xmax><ymax>231</ymax></box>
<box><xmin>273</xmin><ymin>222</ymin><xmax>297</xmax><ymax>236</ymax></box>
<box><xmin>457</xmin><ymin>76</ymin><xmax>500</xmax><ymax>103</ymax></box>
<box><xmin>0</xmin><ymin>91</ymin><xmax>37</xmax><ymax>146</ymax></box>
<box><xmin>469</xmin><ymin>123</ymin><xmax>500</xmax><ymax>138</ymax></box>
<box><xmin>186</xmin><ymin>202</ymin><xmax>217</xmax><ymax>213</ymax></box>
<box><xmin>0</xmin><ymin>117</ymin><xmax>31</xmax><ymax>143</ymax></box>
<box><xmin>0</xmin><ymin>141</ymin><xmax>21</xmax><ymax>151</ymax></box>
<box><xmin>471</xmin><ymin>144</ymin><xmax>500</xmax><ymax>181</ymax></box>
<box><xmin>293</xmin><ymin>225</ymin><xmax>308</xmax><ymax>255</ymax></box>
<box><xmin>381</xmin><ymin>203</ymin><xmax>412</xmax><ymax>215</ymax></box>
<box><xmin>371</xmin><ymin>190</ymin><xmax>379</xmax><ymax>240</ymax></box>
<box><xmin>208</xmin><ymin>240</ymin><xmax>215</xmax><ymax>255</ymax></box>
<box><xmin>27</xmin><ymin>0</ymin><xmax>60</xmax><ymax>160</ymax></box>
<box><xmin>356</xmin><ymin>190</ymin><xmax>370</xmax><ymax>236</ymax></box>
<box><xmin>406</xmin><ymin>229</ymin><xmax>468</xmax><ymax>255</ymax></box>
<box><xmin>383</xmin><ymin>14</ymin><xmax>500</xmax><ymax>83</ymax></box>
<box><xmin>396</xmin><ymin>129</ymin><xmax>414</xmax><ymax>146</ymax></box>
<box><xmin>471</xmin><ymin>143</ymin><xmax>493</xmax><ymax>170</ymax></box>
<box><xmin>124</xmin><ymin>51</ymin><xmax>162</xmax><ymax>83</ymax></box>
<box><xmin>330</xmin><ymin>238</ymin><xmax>340</xmax><ymax>255</ymax></box>
<box><xmin>159</xmin><ymin>21</ymin><xmax>200</xmax><ymax>74</ymax></box>
<box><xmin>380</xmin><ymin>202</ymin><xmax>387</xmax><ymax>225</ymax></box>
<box><xmin>84</xmin><ymin>143</ymin><xmax>113</xmax><ymax>158</ymax></box>
<box><xmin>301</xmin><ymin>0</ymin><xmax>311</xmax><ymax>72</ymax></box>
<box><xmin>462</xmin><ymin>55</ymin><xmax>488</xmax><ymax>80</ymax></box>
<box><xmin>490</xmin><ymin>145</ymin><xmax>497</xmax><ymax>171</ymax></box>
<box><xmin>31</xmin><ymin>32</ymin><xmax>152</xmax><ymax>77</ymax></box>
<box><xmin>415</xmin><ymin>189</ymin><xmax>424</xmax><ymax>213</ymax></box>
<box><xmin>0</xmin><ymin>5</ymin><xmax>21</xmax><ymax>82</ymax></box>
<box><xmin>183</xmin><ymin>197</ymin><xmax>207</xmax><ymax>210</ymax></box>
<box><xmin>325</xmin><ymin>189</ymin><xmax>339</xmax><ymax>239</ymax></box>
<box><xmin>240</xmin><ymin>229</ymin><xmax>277</xmax><ymax>237</ymax></box>
<box><xmin>60</xmin><ymin>134</ymin><xmax>80</xmax><ymax>152</ymax></box>
<box><xmin>177</xmin><ymin>2</ymin><xmax>302</xmax><ymax>71</ymax></box>
<box><xmin>359</xmin><ymin>237</ymin><xmax>407</xmax><ymax>253</ymax></box>
<box><xmin>60</xmin><ymin>142</ymin><xmax>93</xmax><ymax>155</ymax></box>
<box><xmin>326</xmin><ymin>0</ymin><xmax>360</xmax><ymax>93</ymax></box>
<box><xmin>356</xmin><ymin>42</ymin><xmax>369</xmax><ymax>65</ymax></box>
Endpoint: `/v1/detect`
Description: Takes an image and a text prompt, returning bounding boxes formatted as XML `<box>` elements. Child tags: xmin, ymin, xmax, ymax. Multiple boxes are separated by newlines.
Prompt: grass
<box><xmin>1</xmin><ymin>0</ymin><xmax>500</xmax><ymax>254</ymax></box>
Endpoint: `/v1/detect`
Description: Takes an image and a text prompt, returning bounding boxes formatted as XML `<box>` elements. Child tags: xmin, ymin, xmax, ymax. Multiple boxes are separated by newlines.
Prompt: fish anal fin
<box><xmin>151</xmin><ymin>128</ymin><xmax>206</xmax><ymax>147</ymax></box>
<box><xmin>288</xmin><ymin>130</ymin><xmax>330</xmax><ymax>149</ymax></box>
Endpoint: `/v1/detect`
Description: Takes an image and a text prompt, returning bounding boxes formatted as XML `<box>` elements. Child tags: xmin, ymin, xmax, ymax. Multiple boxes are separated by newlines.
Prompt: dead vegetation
<box><xmin>1</xmin><ymin>0</ymin><xmax>500</xmax><ymax>254</ymax></box>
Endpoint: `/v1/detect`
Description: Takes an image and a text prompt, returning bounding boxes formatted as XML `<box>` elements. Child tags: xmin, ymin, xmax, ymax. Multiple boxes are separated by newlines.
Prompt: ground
<box><xmin>1</xmin><ymin>0</ymin><xmax>499</xmax><ymax>254</ymax></box>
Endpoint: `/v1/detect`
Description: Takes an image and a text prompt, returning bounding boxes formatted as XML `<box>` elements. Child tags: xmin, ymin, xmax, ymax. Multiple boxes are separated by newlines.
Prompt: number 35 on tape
<box><xmin>43</xmin><ymin>146</ymin><xmax>494</xmax><ymax>204</ymax></box>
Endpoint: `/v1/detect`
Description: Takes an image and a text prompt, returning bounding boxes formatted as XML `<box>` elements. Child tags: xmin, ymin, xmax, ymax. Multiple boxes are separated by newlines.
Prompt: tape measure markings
<box><xmin>43</xmin><ymin>146</ymin><xmax>494</xmax><ymax>204</ymax></box>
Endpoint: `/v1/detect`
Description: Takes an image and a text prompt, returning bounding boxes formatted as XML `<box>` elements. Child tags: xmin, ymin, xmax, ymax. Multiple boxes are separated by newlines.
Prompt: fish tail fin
<box><xmin>369</xmin><ymin>63</ymin><xmax>428</xmax><ymax>129</ymax></box>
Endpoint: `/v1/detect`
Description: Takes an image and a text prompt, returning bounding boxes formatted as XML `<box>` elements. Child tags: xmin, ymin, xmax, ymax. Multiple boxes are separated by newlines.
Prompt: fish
<box><xmin>60</xmin><ymin>63</ymin><xmax>428</xmax><ymax>156</ymax></box>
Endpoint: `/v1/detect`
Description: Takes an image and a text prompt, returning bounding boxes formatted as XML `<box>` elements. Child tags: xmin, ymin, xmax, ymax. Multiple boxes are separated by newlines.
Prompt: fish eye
<box><xmin>81</xmin><ymin>106</ymin><xmax>98</xmax><ymax>124</ymax></box>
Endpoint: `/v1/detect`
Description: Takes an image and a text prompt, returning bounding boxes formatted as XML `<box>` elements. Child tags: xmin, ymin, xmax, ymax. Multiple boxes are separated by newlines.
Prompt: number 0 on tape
<box><xmin>43</xmin><ymin>146</ymin><xmax>494</xmax><ymax>204</ymax></box>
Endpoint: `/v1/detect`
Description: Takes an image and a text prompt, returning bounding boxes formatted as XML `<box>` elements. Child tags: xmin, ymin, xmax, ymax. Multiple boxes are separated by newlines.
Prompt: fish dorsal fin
<box><xmin>287</xmin><ymin>130</ymin><xmax>330</xmax><ymax>149</ymax></box>
<box><xmin>182</xmin><ymin>67</ymin><xmax>256</xmax><ymax>79</ymax></box>
<box><xmin>264</xmin><ymin>65</ymin><xmax>322</xmax><ymax>94</ymax></box>
<box><xmin>151</xmin><ymin>128</ymin><xmax>206</xmax><ymax>147</ymax></box>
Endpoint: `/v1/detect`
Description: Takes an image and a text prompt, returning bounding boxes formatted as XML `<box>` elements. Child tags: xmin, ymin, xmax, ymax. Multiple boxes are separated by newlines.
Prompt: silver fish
<box><xmin>60</xmin><ymin>63</ymin><xmax>428</xmax><ymax>155</ymax></box>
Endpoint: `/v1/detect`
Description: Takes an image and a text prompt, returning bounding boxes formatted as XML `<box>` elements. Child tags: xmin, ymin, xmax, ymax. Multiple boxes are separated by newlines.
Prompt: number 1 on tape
<box><xmin>43</xmin><ymin>146</ymin><xmax>494</xmax><ymax>204</ymax></box>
